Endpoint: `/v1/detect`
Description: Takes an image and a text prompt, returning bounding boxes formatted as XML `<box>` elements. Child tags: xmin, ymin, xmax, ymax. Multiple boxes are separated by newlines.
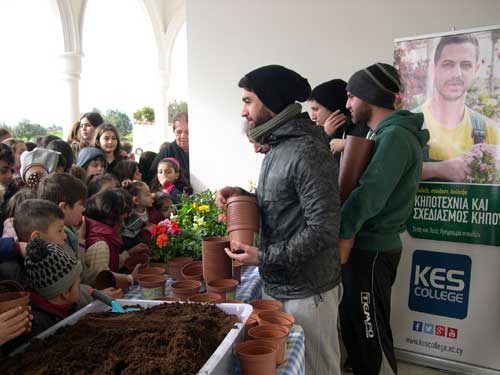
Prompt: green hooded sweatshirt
<box><xmin>340</xmin><ymin>110</ymin><xmax>429</xmax><ymax>251</ymax></box>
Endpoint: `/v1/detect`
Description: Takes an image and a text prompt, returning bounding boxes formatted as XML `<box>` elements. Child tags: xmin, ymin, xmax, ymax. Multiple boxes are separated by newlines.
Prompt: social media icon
<box><xmin>412</xmin><ymin>321</ymin><xmax>423</xmax><ymax>332</ymax></box>
<box><xmin>447</xmin><ymin>327</ymin><xmax>458</xmax><ymax>339</ymax></box>
<box><xmin>435</xmin><ymin>325</ymin><xmax>446</xmax><ymax>336</ymax></box>
<box><xmin>424</xmin><ymin>323</ymin><xmax>434</xmax><ymax>334</ymax></box>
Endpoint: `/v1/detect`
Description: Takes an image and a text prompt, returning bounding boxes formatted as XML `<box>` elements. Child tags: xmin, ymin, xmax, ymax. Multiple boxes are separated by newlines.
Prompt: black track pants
<box><xmin>340</xmin><ymin>248</ymin><xmax>402</xmax><ymax>375</ymax></box>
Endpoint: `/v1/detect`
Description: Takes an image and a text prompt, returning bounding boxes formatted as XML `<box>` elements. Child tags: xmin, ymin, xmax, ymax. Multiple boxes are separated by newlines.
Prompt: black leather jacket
<box><xmin>257</xmin><ymin>114</ymin><xmax>341</xmax><ymax>299</ymax></box>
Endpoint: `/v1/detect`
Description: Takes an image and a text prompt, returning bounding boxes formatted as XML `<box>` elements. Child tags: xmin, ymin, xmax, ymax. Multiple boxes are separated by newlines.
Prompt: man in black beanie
<box><xmin>217</xmin><ymin>64</ymin><xmax>342</xmax><ymax>375</ymax></box>
<box><xmin>338</xmin><ymin>63</ymin><xmax>429</xmax><ymax>375</ymax></box>
<box><xmin>309</xmin><ymin>79</ymin><xmax>370</xmax><ymax>162</ymax></box>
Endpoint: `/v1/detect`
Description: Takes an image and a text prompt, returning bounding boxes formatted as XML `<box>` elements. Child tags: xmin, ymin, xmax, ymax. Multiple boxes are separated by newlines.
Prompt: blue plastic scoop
<box><xmin>91</xmin><ymin>288</ymin><xmax>140</xmax><ymax>313</ymax></box>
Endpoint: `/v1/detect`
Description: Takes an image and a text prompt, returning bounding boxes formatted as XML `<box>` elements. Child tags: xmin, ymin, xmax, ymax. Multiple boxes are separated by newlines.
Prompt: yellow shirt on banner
<box><xmin>421</xmin><ymin>101</ymin><xmax>500</xmax><ymax>160</ymax></box>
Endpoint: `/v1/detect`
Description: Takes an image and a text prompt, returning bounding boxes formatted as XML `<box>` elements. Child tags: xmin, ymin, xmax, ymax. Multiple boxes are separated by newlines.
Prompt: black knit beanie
<box><xmin>309</xmin><ymin>79</ymin><xmax>349</xmax><ymax>116</ymax></box>
<box><xmin>346</xmin><ymin>63</ymin><xmax>401</xmax><ymax>109</ymax></box>
<box><xmin>24</xmin><ymin>238</ymin><xmax>82</xmax><ymax>300</ymax></box>
<box><xmin>238</xmin><ymin>65</ymin><xmax>311</xmax><ymax>114</ymax></box>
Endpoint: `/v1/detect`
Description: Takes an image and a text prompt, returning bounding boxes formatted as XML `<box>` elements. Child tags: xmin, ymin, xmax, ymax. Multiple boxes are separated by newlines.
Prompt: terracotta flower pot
<box><xmin>339</xmin><ymin>135</ymin><xmax>374</xmax><ymax>203</ymax></box>
<box><xmin>206</xmin><ymin>279</ymin><xmax>239</xmax><ymax>300</ymax></box>
<box><xmin>138</xmin><ymin>266</ymin><xmax>165</xmax><ymax>279</ymax></box>
<box><xmin>235</xmin><ymin>339</ymin><xmax>278</xmax><ymax>375</ymax></box>
<box><xmin>138</xmin><ymin>274</ymin><xmax>167</xmax><ymax>299</ymax></box>
<box><xmin>181</xmin><ymin>261</ymin><xmax>205</xmax><ymax>292</ymax></box>
<box><xmin>248</xmin><ymin>324</ymin><xmax>289</xmax><ymax>365</ymax></box>
<box><xmin>149</xmin><ymin>262</ymin><xmax>169</xmax><ymax>273</ymax></box>
<box><xmin>187</xmin><ymin>293</ymin><xmax>223</xmax><ymax>304</ymax></box>
<box><xmin>95</xmin><ymin>270</ymin><xmax>131</xmax><ymax>291</ymax></box>
<box><xmin>124</xmin><ymin>253</ymin><xmax>150</xmax><ymax>272</ymax></box>
<box><xmin>232</xmin><ymin>260</ymin><xmax>242</xmax><ymax>283</ymax></box>
<box><xmin>167</xmin><ymin>257</ymin><xmax>193</xmax><ymax>281</ymax></box>
<box><xmin>171</xmin><ymin>280</ymin><xmax>201</xmax><ymax>301</ymax></box>
<box><xmin>245</xmin><ymin>317</ymin><xmax>259</xmax><ymax>339</ymax></box>
<box><xmin>202</xmin><ymin>237</ymin><xmax>232</xmax><ymax>284</ymax></box>
<box><xmin>0</xmin><ymin>281</ymin><xmax>30</xmax><ymax>328</ymax></box>
<box><xmin>154</xmin><ymin>296</ymin><xmax>180</xmax><ymax>302</ymax></box>
<box><xmin>226</xmin><ymin>195</ymin><xmax>259</xmax><ymax>250</ymax></box>
<box><xmin>249</xmin><ymin>299</ymin><xmax>283</xmax><ymax>315</ymax></box>
<box><xmin>258</xmin><ymin>311</ymin><xmax>295</xmax><ymax>329</ymax></box>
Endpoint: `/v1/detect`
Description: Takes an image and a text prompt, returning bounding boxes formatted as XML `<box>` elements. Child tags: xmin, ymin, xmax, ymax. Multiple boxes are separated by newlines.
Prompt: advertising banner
<box><xmin>391</xmin><ymin>26</ymin><xmax>500</xmax><ymax>374</ymax></box>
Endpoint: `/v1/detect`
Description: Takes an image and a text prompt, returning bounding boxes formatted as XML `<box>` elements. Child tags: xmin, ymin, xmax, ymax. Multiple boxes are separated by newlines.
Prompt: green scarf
<box><xmin>248</xmin><ymin>103</ymin><xmax>302</xmax><ymax>144</ymax></box>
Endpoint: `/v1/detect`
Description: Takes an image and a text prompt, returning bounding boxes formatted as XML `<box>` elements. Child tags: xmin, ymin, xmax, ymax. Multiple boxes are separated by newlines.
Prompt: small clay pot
<box><xmin>232</xmin><ymin>260</ymin><xmax>242</xmax><ymax>283</ymax></box>
<box><xmin>187</xmin><ymin>293</ymin><xmax>223</xmax><ymax>304</ymax></box>
<box><xmin>124</xmin><ymin>253</ymin><xmax>150</xmax><ymax>272</ymax></box>
<box><xmin>258</xmin><ymin>311</ymin><xmax>295</xmax><ymax>329</ymax></box>
<box><xmin>0</xmin><ymin>291</ymin><xmax>30</xmax><ymax>313</ymax></box>
<box><xmin>138</xmin><ymin>274</ymin><xmax>167</xmax><ymax>299</ymax></box>
<box><xmin>249</xmin><ymin>299</ymin><xmax>283</xmax><ymax>315</ymax></box>
<box><xmin>149</xmin><ymin>262</ymin><xmax>169</xmax><ymax>273</ymax></box>
<box><xmin>138</xmin><ymin>266</ymin><xmax>165</xmax><ymax>279</ymax></box>
<box><xmin>168</xmin><ymin>257</ymin><xmax>193</xmax><ymax>280</ymax></box>
<box><xmin>226</xmin><ymin>195</ymin><xmax>259</xmax><ymax>233</ymax></box>
<box><xmin>248</xmin><ymin>324</ymin><xmax>289</xmax><ymax>365</ymax></box>
<box><xmin>154</xmin><ymin>296</ymin><xmax>180</xmax><ymax>302</ymax></box>
<box><xmin>206</xmin><ymin>279</ymin><xmax>239</xmax><ymax>300</ymax></box>
<box><xmin>245</xmin><ymin>317</ymin><xmax>259</xmax><ymax>339</ymax></box>
<box><xmin>95</xmin><ymin>270</ymin><xmax>132</xmax><ymax>291</ymax></box>
<box><xmin>181</xmin><ymin>261</ymin><xmax>203</xmax><ymax>280</ymax></box>
<box><xmin>171</xmin><ymin>280</ymin><xmax>201</xmax><ymax>301</ymax></box>
<box><xmin>95</xmin><ymin>270</ymin><xmax>115</xmax><ymax>290</ymax></box>
<box><xmin>235</xmin><ymin>339</ymin><xmax>278</xmax><ymax>375</ymax></box>
<box><xmin>202</xmin><ymin>237</ymin><xmax>232</xmax><ymax>284</ymax></box>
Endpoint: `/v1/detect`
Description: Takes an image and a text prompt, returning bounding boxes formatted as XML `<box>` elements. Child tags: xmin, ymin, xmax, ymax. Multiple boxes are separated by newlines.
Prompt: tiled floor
<box><xmin>342</xmin><ymin>361</ymin><xmax>454</xmax><ymax>374</ymax></box>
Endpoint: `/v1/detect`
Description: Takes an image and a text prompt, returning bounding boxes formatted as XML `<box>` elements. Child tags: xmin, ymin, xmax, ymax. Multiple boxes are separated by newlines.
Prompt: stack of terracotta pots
<box><xmin>137</xmin><ymin>266</ymin><xmax>167</xmax><ymax>299</ymax></box>
<box><xmin>226</xmin><ymin>195</ymin><xmax>259</xmax><ymax>283</ymax></box>
<box><xmin>236</xmin><ymin>298</ymin><xmax>295</xmax><ymax>373</ymax></box>
<box><xmin>202</xmin><ymin>237</ymin><xmax>232</xmax><ymax>283</ymax></box>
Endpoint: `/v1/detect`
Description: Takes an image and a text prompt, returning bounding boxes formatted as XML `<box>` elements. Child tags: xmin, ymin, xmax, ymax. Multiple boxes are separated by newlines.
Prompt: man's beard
<box><xmin>351</xmin><ymin>102</ymin><xmax>372</xmax><ymax>124</ymax></box>
<box><xmin>244</xmin><ymin>107</ymin><xmax>274</xmax><ymax>135</ymax></box>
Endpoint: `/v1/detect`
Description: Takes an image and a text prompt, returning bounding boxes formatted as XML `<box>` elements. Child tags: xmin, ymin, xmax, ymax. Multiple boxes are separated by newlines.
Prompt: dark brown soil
<box><xmin>3</xmin><ymin>303</ymin><xmax>239</xmax><ymax>375</ymax></box>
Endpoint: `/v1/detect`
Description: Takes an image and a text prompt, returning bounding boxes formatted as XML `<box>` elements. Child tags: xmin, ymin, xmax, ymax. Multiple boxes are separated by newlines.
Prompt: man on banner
<box><xmin>419</xmin><ymin>34</ymin><xmax>500</xmax><ymax>182</ymax></box>
<box><xmin>217</xmin><ymin>65</ymin><xmax>343</xmax><ymax>375</ymax></box>
<box><xmin>339</xmin><ymin>63</ymin><xmax>429</xmax><ymax>375</ymax></box>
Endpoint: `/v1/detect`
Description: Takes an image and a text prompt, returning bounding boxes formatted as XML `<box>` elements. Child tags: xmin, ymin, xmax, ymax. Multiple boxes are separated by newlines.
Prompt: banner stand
<box><xmin>392</xmin><ymin>25</ymin><xmax>500</xmax><ymax>375</ymax></box>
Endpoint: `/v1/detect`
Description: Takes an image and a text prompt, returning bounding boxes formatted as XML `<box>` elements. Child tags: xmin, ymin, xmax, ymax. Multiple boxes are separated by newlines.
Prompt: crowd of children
<box><xmin>0</xmin><ymin>114</ymin><xmax>190</xmax><ymax>354</ymax></box>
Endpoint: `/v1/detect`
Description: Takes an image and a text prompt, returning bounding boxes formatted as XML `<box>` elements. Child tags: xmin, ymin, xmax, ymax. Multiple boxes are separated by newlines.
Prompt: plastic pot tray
<box><xmin>28</xmin><ymin>300</ymin><xmax>253</xmax><ymax>375</ymax></box>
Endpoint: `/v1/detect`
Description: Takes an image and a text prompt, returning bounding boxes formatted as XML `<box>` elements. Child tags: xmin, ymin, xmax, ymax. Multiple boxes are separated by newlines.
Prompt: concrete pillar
<box><xmin>59</xmin><ymin>51</ymin><xmax>82</xmax><ymax>140</ymax></box>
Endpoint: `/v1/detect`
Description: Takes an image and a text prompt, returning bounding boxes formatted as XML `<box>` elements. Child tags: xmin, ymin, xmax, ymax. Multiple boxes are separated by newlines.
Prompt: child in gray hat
<box><xmin>24</xmin><ymin>238</ymin><xmax>82</xmax><ymax>338</ymax></box>
<box><xmin>20</xmin><ymin>148</ymin><xmax>62</xmax><ymax>189</ymax></box>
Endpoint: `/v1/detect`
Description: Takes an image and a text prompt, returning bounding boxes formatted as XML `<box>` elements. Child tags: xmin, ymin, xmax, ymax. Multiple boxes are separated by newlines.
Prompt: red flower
<box><xmin>156</xmin><ymin>234</ymin><xmax>169</xmax><ymax>248</ymax></box>
<box><xmin>217</xmin><ymin>213</ymin><xmax>226</xmax><ymax>222</ymax></box>
<box><xmin>159</xmin><ymin>226</ymin><xmax>167</xmax><ymax>234</ymax></box>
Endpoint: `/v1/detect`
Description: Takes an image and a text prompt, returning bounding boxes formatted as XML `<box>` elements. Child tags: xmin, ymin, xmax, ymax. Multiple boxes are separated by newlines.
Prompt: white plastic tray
<box><xmin>34</xmin><ymin>300</ymin><xmax>253</xmax><ymax>375</ymax></box>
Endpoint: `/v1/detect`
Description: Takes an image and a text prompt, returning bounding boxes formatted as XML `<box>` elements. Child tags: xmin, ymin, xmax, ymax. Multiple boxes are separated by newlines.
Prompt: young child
<box><xmin>121</xmin><ymin>180</ymin><xmax>154</xmax><ymax>247</ymax></box>
<box><xmin>84</xmin><ymin>188</ymin><xmax>148</xmax><ymax>275</ymax></box>
<box><xmin>2</xmin><ymin>188</ymin><xmax>37</xmax><ymax>240</ymax></box>
<box><xmin>86</xmin><ymin>173</ymin><xmax>119</xmax><ymax>198</ymax></box>
<box><xmin>2</xmin><ymin>138</ymin><xmax>26</xmax><ymax>178</ymax></box>
<box><xmin>91</xmin><ymin>123</ymin><xmax>123</xmax><ymax>173</ymax></box>
<box><xmin>20</xmin><ymin>148</ymin><xmax>62</xmax><ymax>189</ymax></box>
<box><xmin>75</xmin><ymin>147</ymin><xmax>106</xmax><ymax>179</ymax></box>
<box><xmin>151</xmin><ymin>157</ymin><xmax>184</xmax><ymax>204</ymax></box>
<box><xmin>24</xmin><ymin>238</ymin><xmax>82</xmax><ymax>337</ymax></box>
<box><xmin>112</xmin><ymin>160</ymin><xmax>142</xmax><ymax>183</ymax></box>
<box><xmin>149</xmin><ymin>192</ymin><xmax>174</xmax><ymax>224</ymax></box>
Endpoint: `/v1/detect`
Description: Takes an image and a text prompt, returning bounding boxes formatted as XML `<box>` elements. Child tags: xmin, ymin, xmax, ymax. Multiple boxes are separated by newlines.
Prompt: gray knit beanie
<box><xmin>346</xmin><ymin>63</ymin><xmax>401</xmax><ymax>109</ymax></box>
<box><xmin>24</xmin><ymin>238</ymin><xmax>82</xmax><ymax>300</ymax></box>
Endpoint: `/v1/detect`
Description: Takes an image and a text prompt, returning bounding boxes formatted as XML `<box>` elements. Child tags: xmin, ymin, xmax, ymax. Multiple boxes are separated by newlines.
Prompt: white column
<box><xmin>156</xmin><ymin>67</ymin><xmax>171</xmax><ymax>145</ymax></box>
<box><xmin>59</xmin><ymin>51</ymin><xmax>82</xmax><ymax>140</ymax></box>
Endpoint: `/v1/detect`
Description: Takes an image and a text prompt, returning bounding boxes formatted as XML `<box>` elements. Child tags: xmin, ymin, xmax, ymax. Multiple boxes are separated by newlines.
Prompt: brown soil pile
<box><xmin>3</xmin><ymin>303</ymin><xmax>239</xmax><ymax>375</ymax></box>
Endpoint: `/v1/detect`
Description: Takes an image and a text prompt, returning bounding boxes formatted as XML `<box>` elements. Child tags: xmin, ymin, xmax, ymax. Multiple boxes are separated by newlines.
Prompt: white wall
<box><xmin>186</xmin><ymin>0</ymin><xmax>500</xmax><ymax>192</ymax></box>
